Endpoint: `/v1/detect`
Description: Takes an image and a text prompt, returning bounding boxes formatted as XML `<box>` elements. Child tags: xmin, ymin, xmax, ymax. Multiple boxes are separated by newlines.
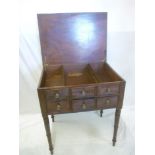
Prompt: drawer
<box><xmin>72</xmin><ymin>99</ymin><xmax>95</xmax><ymax>112</ymax></box>
<box><xmin>47</xmin><ymin>100</ymin><xmax>70</xmax><ymax>113</ymax></box>
<box><xmin>98</xmin><ymin>84</ymin><xmax>119</xmax><ymax>96</ymax></box>
<box><xmin>46</xmin><ymin>88</ymin><xmax>68</xmax><ymax>101</ymax></box>
<box><xmin>71</xmin><ymin>86</ymin><xmax>95</xmax><ymax>99</ymax></box>
<box><xmin>97</xmin><ymin>96</ymin><xmax>118</xmax><ymax>109</ymax></box>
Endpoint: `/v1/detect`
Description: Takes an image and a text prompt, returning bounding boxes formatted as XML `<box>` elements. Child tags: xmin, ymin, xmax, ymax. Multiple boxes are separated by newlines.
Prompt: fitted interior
<box><xmin>40</xmin><ymin>62</ymin><xmax>123</xmax><ymax>87</ymax></box>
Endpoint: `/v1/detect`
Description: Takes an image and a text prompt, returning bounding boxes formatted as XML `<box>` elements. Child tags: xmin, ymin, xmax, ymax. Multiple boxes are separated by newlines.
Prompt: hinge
<box><xmin>44</xmin><ymin>56</ymin><xmax>48</xmax><ymax>70</ymax></box>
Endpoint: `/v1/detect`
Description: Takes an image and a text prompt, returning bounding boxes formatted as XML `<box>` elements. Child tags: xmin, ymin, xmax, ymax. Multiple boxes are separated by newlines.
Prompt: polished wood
<box><xmin>113</xmin><ymin>109</ymin><xmax>121</xmax><ymax>146</ymax></box>
<box><xmin>37</xmin><ymin>13</ymin><xmax>126</xmax><ymax>154</ymax></box>
<box><xmin>37</xmin><ymin>13</ymin><xmax>107</xmax><ymax>66</ymax></box>
<box><xmin>37</xmin><ymin>89</ymin><xmax>53</xmax><ymax>154</ymax></box>
<box><xmin>97</xmin><ymin>96</ymin><xmax>118</xmax><ymax>109</ymax></box>
<box><xmin>112</xmin><ymin>82</ymin><xmax>125</xmax><ymax>146</ymax></box>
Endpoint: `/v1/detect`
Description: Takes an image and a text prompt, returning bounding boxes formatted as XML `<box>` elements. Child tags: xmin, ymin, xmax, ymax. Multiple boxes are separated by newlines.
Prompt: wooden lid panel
<box><xmin>38</xmin><ymin>13</ymin><xmax>107</xmax><ymax>65</ymax></box>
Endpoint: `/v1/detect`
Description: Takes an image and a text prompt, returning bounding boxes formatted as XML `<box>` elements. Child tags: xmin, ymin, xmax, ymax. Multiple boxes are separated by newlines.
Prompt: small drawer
<box><xmin>72</xmin><ymin>99</ymin><xmax>95</xmax><ymax>112</ymax></box>
<box><xmin>71</xmin><ymin>86</ymin><xmax>95</xmax><ymax>99</ymax></box>
<box><xmin>97</xmin><ymin>96</ymin><xmax>118</xmax><ymax>109</ymax></box>
<box><xmin>98</xmin><ymin>84</ymin><xmax>119</xmax><ymax>96</ymax></box>
<box><xmin>47</xmin><ymin>100</ymin><xmax>70</xmax><ymax>113</ymax></box>
<box><xmin>46</xmin><ymin>88</ymin><xmax>68</xmax><ymax>101</ymax></box>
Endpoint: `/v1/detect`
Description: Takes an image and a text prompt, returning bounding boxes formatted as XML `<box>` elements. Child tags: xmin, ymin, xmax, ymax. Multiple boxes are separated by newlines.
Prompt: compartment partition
<box><xmin>44</xmin><ymin>62</ymin><xmax>123</xmax><ymax>87</ymax></box>
<box><xmin>45</xmin><ymin>65</ymin><xmax>65</xmax><ymax>87</ymax></box>
<box><xmin>45</xmin><ymin>64</ymin><xmax>98</xmax><ymax>87</ymax></box>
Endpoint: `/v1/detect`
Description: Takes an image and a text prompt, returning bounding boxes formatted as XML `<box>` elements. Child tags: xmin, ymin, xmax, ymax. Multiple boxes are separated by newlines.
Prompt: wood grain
<box><xmin>38</xmin><ymin>13</ymin><xmax>107</xmax><ymax>66</ymax></box>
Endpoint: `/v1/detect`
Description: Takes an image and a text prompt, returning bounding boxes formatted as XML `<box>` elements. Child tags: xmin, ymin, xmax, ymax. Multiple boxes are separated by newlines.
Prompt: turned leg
<box><xmin>100</xmin><ymin>109</ymin><xmax>103</xmax><ymax>117</ymax></box>
<box><xmin>112</xmin><ymin>109</ymin><xmax>121</xmax><ymax>146</ymax></box>
<box><xmin>43</xmin><ymin>116</ymin><xmax>53</xmax><ymax>154</ymax></box>
<box><xmin>51</xmin><ymin>114</ymin><xmax>55</xmax><ymax>122</ymax></box>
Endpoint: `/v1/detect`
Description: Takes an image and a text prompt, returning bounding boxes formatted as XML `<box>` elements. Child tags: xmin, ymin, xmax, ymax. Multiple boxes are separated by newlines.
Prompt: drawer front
<box><xmin>71</xmin><ymin>86</ymin><xmax>95</xmax><ymax>99</ymax></box>
<box><xmin>98</xmin><ymin>84</ymin><xmax>119</xmax><ymax>96</ymax></box>
<box><xmin>72</xmin><ymin>99</ymin><xmax>95</xmax><ymax>112</ymax></box>
<box><xmin>47</xmin><ymin>100</ymin><xmax>70</xmax><ymax>113</ymax></box>
<box><xmin>46</xmin><ymin>88</ymin><xmax>68</xmax><ymax>101</ymax></box>
<box><xmin>97</xmin><ymin>96</ymin><xmax>118</xmax><ymax>109</ymax></box>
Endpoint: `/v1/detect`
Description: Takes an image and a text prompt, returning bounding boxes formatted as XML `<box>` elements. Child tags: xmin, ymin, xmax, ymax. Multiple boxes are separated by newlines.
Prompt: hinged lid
<box><xmin>38</xmin><ymin>12</ymin><xmax>107</xmax><ymax>67</ymax></box>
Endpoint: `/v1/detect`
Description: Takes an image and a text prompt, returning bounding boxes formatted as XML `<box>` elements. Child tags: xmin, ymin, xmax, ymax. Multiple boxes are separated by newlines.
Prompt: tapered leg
<box><xmin>112</xmin><ymin>109</ymin><xmax>121</xmax><ymax>146</ymax></box>
<box><xmin>38</xmin><ymin>90</ymin><xmax>54</xmax><ymax>154</ymax></box>
<box><xmin>43</xmin><ymin>116</ymin><xmax>53</xmax><ymax>154</ymax></box>
<box><xmin>51</xmin><ymin>114</ymin><xmax>55</xmax><ymax>122</ymax></box>
<box><xmin>100</xmin><ymin>109</ymin><xmax>103</xmax><ymax>117</ymax></box>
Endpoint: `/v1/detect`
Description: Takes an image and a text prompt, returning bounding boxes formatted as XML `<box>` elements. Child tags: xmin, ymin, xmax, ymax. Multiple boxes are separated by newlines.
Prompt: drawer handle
<box><xmin>55</xmin><ymin>93</ymin><xmax>60</xmax><ymax>99</ymax></box>
<box><xmin>82</xmin><ymin>90</ymin><xmax>86</xmax><ymax>96</ymax></box>
<box><xmin>56</xmin><ymin>104</ymin><xmax>61</xmax><ymax>110</ymax></box>
<box><xmin>107</xmin><ymin>88</ymin><xmax>111</xmax><ymax>92</ymax></box>
<box><xmin>82</xmin><ymin>103</ymin><xmax>86</xmax><ymax>110</ymax></box>
<box><xmin>106</xmin><ymin>99</ymin><xmax>110</xmax><ymax>104</ymax></box>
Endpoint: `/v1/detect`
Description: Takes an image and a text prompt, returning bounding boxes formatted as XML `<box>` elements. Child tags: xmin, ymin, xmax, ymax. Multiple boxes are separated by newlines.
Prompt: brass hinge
<box><xmin>44</xmin><ymin>56</ymin><xmax>48</xmax><ymax>69</ymax></box>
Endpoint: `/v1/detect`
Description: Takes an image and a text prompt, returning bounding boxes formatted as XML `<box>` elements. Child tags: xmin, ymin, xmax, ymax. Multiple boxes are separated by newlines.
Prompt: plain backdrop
<box><xmin>19</xmin><ymin>0</ymin><xmax>135</xmax><ymax>155</ymax></box>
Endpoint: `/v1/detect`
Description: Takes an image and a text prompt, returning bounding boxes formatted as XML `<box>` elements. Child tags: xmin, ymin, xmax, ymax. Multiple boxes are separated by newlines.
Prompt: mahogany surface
<box><xmin>37</xmin><ymin>13</ymin><xmax>126</xmax><ymax>155</ymax></box>
<box><xmin>37</xmin><ymin>13</ymin><xmax>107</xmax><ymax>66</ymax></box>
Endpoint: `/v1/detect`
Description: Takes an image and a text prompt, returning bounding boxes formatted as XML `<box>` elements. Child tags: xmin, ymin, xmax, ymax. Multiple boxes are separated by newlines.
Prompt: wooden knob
<box><xmin>82</xmin><ymin>103</ymin><xmax>86</xmax><ymax>110</ymax></box>
<box><xmin>82</xmin><ymin>90</ymin><xmax>86</xmax><ymax>96</ymax></box>
<box><xmin>107</xmin><ymin>88</ymin><xmax>111</xmax><ymax>92</ymax></box>
<box><xmin>55</xmin><ymin>93</ymin><xmax>60</xmax><ymax>99</ymax></box>
<box><xmin>106</xmin><ymin>99</ymin><xmax>110</xmax><ymax>104</ymax></box>
<box><xmin>57</xmin><ymin>104</ymin><xmax>61</xmax><ymax>110</ymax></box>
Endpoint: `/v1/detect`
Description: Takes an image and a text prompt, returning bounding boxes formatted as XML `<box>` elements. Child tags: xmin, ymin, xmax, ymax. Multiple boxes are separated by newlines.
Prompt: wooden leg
<box><xmin>51</xmin><ymin>114</ymin><xmax>55</xmax><ymax>122</ymax></box>
<box><xmin>43</xmin><ymin>116</ymin><xmax>53</xmax><ymax>154</ymax></box>
<box><xmin>100</xmin><ymin>109</ymin><xmax>103</xmax><ymax>117</ymax></box>
<box><xmin>112</xmin><ymin>109</ymin><xmax>121</xmax><ymax>146</ymax></box>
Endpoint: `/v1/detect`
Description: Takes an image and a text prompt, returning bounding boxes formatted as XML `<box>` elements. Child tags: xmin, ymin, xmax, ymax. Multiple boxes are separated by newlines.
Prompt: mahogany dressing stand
<box><xmin>37</xmin><ymin>12</ymin><xmax>126</xmax><ymax>155</ymax></box>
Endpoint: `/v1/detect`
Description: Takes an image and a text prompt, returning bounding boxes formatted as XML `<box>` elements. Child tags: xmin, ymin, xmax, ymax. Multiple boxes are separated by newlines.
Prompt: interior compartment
<box><xmin>89</xmin><ymin>62</ymin><xmax>123</xmax><ymax>83</ymax></box>
<box><xmin>43</xmin><ymin>64</ymin><xmax>98</xmax><ymax>87</ymax></box>
<box><xmin>64</xmin><ymin>64</ymin><xmax>98</xmax><ymax>86</ymax></box>
<box><xmin>45</xmin><ymin>65</ymin><xmax>65</xmax><ymax>87</ymax></box>
<box><xmin>41</xmin><ymin>62</ymin><xmax>123</xmax><ymax>87</ymax></box>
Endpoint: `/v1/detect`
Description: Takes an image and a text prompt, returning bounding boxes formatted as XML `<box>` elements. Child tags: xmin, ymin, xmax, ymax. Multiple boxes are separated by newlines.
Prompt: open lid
<box><xmin>37</xmin><ymin>12</ymin><xmax>107</xmax><ymax>66</ymax></box>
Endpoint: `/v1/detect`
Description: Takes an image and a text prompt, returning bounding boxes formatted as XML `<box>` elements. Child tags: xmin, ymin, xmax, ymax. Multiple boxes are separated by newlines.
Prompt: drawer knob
<box><xmin>55</xmin><ymin>93</ymin><xmax>60</xmax><ymax>99</ymax></box>
<box><xmin>106</xmin><ymin>99</ymin><xmax>110</xmax><ymax>104</ymax></box>
<box><xmin>82</xmin><ymin>103</ymin><xmax>86</xmax><ymax>110</ymax></box>
<box><xmin>57</xmin><ymin>104</ymin><xmax>61</xmax><ymax>110</ymax></box>
<box><xmin>107</xmin><ymin>88</ymin><xmax>111</xmax><ymax>92</ymax></box>
<box><xmin>82</xmin><ymin>90</ymin><xmax>86</xmax><ymax>96</ymax></box>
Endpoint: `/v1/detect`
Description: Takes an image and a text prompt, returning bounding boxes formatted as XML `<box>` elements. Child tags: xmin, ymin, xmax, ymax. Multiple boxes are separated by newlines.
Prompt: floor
<box><xmin>19</xmin><ymin>107</ymin><xmax>134</xmax><ymax>155</ymax></box>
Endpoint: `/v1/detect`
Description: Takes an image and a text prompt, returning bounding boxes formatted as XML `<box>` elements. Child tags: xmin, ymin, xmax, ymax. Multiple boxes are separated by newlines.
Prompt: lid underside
<box><xmin>38</xmin><ymin>12</ymin><xmax>107</xmax><ymax>66</ymax></box>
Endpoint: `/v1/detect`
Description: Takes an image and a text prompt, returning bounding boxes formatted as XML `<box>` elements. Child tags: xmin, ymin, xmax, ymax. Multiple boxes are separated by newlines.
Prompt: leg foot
<box><xmin>112</xmin><ymin>140</ymin><xmax>116</xmax><ymax>146</ymax></box>
<box><xmin>51</xmin><ymin>114</ymin><xmax>54</xmax><ymax>122</ymax></box>
<box><xmin>100</xmin><ymin>109</ymin><xmax>103</xmax><ymax>117</ymax></box>
<box><xmin>50</xmin><ymin>147</ymin><xmax>53</xmax><ymax>155</ymax></box>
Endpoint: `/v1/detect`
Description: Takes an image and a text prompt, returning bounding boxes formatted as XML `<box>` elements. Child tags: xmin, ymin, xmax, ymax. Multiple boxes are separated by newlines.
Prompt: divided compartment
<box><xmin>44</xmin><ymin>64</ymin><xmax>98</xmax><ymax>87</ymax></box>
<box><xmin>89</xmin><ymin>62</ymin><xmax>123</xmax><ymax>83</ymax></box>
<box><xmin>64</xmin><ymin>64</ymin><xmax>98</xmax><ymax>86</ymax></box>
<box><xmin>45</xmin><ymin>65</ymin><xmax>65</xmax><ymax>87</ymax></box>
<box><xmin>42</xmin><ymin>62</ymin><xmax>123</xmax><ymax>88</ymax></box>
